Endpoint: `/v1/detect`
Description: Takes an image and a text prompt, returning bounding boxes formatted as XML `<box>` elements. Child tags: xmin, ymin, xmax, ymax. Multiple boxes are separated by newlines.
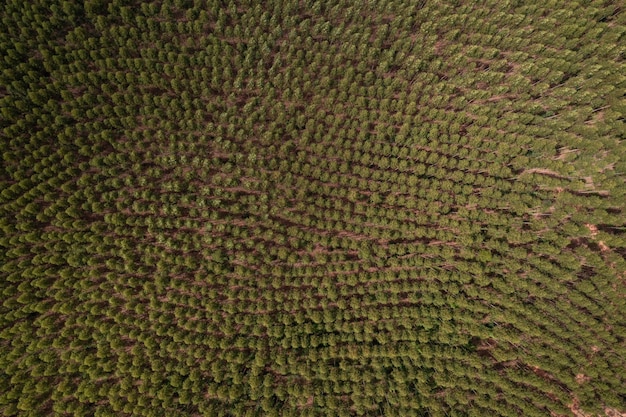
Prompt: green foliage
<box><xmin>1</xmin><ymin>0</ymin><xmax>625</xmax><ymax>416</ymax></box>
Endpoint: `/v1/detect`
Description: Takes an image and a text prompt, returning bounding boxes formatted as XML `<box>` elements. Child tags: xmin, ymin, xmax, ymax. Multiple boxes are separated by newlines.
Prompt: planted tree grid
<box><xmin>1</xmin><ymin>0</ymin><xmax>625</xmax><ymax>416</ymax></box>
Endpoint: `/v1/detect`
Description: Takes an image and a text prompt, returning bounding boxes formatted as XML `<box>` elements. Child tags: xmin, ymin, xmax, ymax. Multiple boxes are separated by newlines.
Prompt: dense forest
<box><xmin>1</xmin><ymin>0</ymin><xmax>625</xmax><ymax>416</ymax></box>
